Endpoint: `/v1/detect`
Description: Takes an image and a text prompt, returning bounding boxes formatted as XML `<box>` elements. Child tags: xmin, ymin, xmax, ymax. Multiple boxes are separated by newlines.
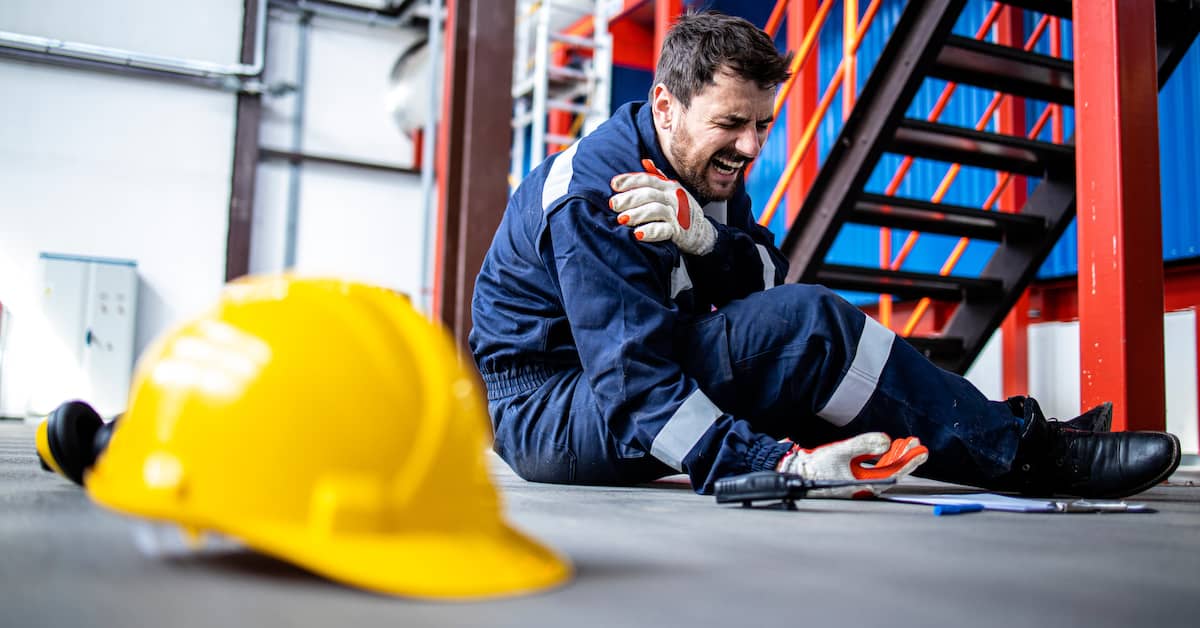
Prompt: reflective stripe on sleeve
<box><xmin>669</xmin><ymin>259</ymin><xmax>693</xmax><ymax>299</ymax></box>
<box><xmin>755</xmin><ymin>244</ymin><xmax>777</xmax><ymax>289</ymax></box>
<box><xmin>817</xmin><ymin>316</ymin><xmax>895</xmax><ymax>426</ymax></box>
<box><xmin>541</xmin><ymin>141</ymin><xmax>580</xmax><ymax>211</ymax></box>
<box><xmin>650</xmin><ymin>389</ymin><xmax>723</xmax><ymax>471</ymax></box>
<box><xmin>702</xmin><ymin>200</ymin><xmax>728</xmax><ymax>224</ymax></box>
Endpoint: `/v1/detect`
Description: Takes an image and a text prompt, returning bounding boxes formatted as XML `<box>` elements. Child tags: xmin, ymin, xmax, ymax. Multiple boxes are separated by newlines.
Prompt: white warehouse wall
<box><xmin>0</xmin><ymin>0</ymin><xmax>244</xmax><ymax>416</ymax></box>
<box><xmin>252</xmin><ymin>14</ymin><xmax>428</xmax><ymax>296</ymax></box>
<box><xmin>965</xmin><ymin>312</ymin><xmax>1200</xmax><ymax>456</ymax></box>
<box><xmin>0</xmin><ymin>2</ymin><xmax>431</xmax><ymax>417</ymax></box>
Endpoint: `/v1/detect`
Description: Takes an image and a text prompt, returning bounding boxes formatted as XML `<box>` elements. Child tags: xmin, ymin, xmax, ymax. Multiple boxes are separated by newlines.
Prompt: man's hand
<box><xmin>776</xmin><ymin>433</ymin><xmax>929</xmax><ymax>499</ymax></box>
<box><xmin>609</xmin><ymin>159</ymin><xmax>717</xmax><ymax>256</ymax></box>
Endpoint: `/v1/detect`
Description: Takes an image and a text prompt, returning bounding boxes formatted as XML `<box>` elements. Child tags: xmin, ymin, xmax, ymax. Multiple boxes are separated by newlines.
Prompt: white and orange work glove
<box><xmin>776</xmin><ymin>432</ymin><xmax>929</xmax><ymax>499</ymax></box>
<box><xmin>609</xmin><ymin>159</ymin><xmax>717</xmax><ymax>256</ymax></box>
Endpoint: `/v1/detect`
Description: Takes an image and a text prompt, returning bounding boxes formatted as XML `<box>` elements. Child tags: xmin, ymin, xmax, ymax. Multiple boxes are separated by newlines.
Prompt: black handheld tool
<box><xmin>714</xmin><ymin>471</ymin><xmax>896</xmax><ymax>509</ymax></box>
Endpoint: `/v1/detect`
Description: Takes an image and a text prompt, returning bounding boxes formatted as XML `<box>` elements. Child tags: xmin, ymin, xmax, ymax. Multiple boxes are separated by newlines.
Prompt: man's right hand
<box><xmin>776</xmin><ymin>432</ymin><xmax>929</xmax><ymax>499</ymax></box>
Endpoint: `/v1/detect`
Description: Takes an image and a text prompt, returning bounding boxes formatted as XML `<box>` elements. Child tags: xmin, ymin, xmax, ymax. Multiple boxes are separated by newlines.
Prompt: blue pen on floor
<box><xmin>933</xmin><ymin>503</ymin><xmax>985</xmax><ymax>516</ymax></box>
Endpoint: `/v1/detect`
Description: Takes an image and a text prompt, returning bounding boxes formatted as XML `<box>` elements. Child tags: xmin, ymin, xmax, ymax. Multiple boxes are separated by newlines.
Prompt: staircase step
<box><xmin>889</xmin><ymin>119</ymin><xmax>1074</xmax><ymax>177</ymax></box>
<box><xmin>816</xmin><ymin>265</ymin><xmax>1004</xmax><ymax>302</ymax></box>
<box><xmin>933</xmin><ymin>35</ymin><xmax>1074</xmax><ymax>104</ymax></box>
<box><xmin>901</xmin><ymin>335</ymin><xmax>965</xmax><ymax>362</ymax></box>
<box><xmin>997</xmin><ymin>0</ymin><xmax>1071</xmax><ymax>19</ymax></box>
<box><xmin>852</xmin><ymin>193</ymin><xmax>1047</xmax><ymax>241</ymax></box>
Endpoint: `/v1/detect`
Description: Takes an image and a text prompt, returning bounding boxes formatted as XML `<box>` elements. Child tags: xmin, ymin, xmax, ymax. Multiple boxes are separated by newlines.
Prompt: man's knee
<box><xmin>763</xmin><ymin>283</ymin><xmax>858</xmax><ymax>330</ymax></box>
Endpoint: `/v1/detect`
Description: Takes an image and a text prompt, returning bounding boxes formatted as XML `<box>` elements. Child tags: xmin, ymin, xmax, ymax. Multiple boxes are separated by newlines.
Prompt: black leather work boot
<box><xmin>990</xmin><ymin>397</ymin><xmax>1181</xmax><ymax>499</ymax></box>
<box><xmin>1062</xmin><ymin>401</ymin><xmax>1112</xmax><ymax>432</ymax></box>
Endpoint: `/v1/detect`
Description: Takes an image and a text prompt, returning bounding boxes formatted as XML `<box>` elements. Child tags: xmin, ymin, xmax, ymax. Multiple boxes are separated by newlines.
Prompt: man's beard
<box><xmin>668</xmin><ymin>123</ymin><xmax>738</xmax><ymax>202</ymax></box>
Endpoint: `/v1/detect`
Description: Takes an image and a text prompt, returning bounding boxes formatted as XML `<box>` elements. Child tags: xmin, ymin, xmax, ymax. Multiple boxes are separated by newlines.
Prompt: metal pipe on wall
<box><xmin>283</xmin><ymin>12</ymin><xmax>313</xmax><ymax>269</ymax></box>
<box><xmin>418</xmin><ymin>0</ymin><xmax>445</xmax><ymax>315</ymax></box>
<box><xmin>0</xmin><ymin>0</ymin><xmax>268</xmax><ymax>89</ymax></box>
<box><xmin>270</xmin><ymin>0</ymin><xmax>414</xmax><ymax>28</ymax></box>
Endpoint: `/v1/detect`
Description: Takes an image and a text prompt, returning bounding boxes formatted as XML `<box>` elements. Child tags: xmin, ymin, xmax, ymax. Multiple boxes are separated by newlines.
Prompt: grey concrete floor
<box><xmin>2</xmin><ymin>420</ymin><xmax>1198</xmax><ymax>628</ymax></box>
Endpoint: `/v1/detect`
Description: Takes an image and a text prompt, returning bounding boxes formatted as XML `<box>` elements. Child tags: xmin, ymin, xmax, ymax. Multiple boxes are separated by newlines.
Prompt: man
<box><xmin>470</xmin><ymin>11</ymin><xmax>1180</xmax><ymax>497</ymax></box>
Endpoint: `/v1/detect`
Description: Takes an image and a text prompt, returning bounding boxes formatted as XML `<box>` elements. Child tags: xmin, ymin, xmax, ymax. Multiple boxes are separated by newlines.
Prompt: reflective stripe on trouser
<box><xmin>488</xmin><ymin>283</ymin><xmax>1023</xmax><ymax>488</ymax></box>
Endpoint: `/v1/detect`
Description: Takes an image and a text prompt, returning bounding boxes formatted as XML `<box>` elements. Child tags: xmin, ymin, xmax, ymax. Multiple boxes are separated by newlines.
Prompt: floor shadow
<box><xmin>166</xmin><ymin>549</ymin><xmax>329</xmax><ymax>587</ymax></box>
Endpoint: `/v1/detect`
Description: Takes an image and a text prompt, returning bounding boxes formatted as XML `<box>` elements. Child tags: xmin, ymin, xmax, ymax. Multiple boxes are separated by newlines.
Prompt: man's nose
<box><xmin>735</xmin><ymin>125</ymin><xmax>761</xmax><ymax>159</ymax></box>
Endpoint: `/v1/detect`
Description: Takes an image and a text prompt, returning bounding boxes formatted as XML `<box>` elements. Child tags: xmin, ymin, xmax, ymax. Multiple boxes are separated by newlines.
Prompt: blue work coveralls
<box><xmin>470</xmin><ymin>102</ymin><xmax>1024</xmax><ymax>493</ymax></box>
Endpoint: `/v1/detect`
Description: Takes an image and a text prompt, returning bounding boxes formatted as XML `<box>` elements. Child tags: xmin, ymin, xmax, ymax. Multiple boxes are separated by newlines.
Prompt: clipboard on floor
<box><xmin>883</xmin><ymin>492</ymin><xmax>1154</xmax><ymax>513</ymax></box>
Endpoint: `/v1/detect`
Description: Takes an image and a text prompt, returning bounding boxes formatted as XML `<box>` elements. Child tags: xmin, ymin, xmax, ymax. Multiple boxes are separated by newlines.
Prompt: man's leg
<box><xmin>675</xmin><ymin>284</ymin><xmax>1180</xmax><ymax>496</ymax></box>
<box><xmin>675</xmin><ymin>283</ymin><xmax>1020</xmax><ymax>486</ymax></box>
<box><xmin>488</xmin><ymin>368</ymin><xmax>675</xmax><ymax>486</ymax></box>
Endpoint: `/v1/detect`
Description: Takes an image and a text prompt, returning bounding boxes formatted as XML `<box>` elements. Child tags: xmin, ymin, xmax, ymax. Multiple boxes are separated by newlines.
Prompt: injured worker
<box><xmin>469</xmin><ymin>11</ymin><xmax>1181</xmax><ymax>498</ymax></box>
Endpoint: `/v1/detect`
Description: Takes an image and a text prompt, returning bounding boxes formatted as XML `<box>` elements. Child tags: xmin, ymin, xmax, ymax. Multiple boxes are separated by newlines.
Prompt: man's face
<box><xmin>653</xmin><ymin>68</ymin><xmax>775</xmax><ymax>201</ymax></box>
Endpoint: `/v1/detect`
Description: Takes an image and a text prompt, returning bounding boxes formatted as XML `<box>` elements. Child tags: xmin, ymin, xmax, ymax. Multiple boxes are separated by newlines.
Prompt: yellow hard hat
<box><xmin>85</xmin><ymin>275</ymin><xmax>570</xmax><ymax>599</ymax></box>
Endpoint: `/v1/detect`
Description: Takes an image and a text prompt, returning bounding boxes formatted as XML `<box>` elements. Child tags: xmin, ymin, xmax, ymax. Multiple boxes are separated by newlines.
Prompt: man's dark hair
<box><xmin>653</xmin><ymin>11</ymin><xmax>793</xmax><ymax>107</ymax></box>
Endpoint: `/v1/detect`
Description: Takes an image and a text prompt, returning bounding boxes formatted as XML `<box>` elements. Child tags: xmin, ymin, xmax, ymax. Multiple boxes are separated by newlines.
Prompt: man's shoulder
<box><xmin>519</xmin><ymin>103</ymin><xmax>650</xmax><ymax>214</ymax></box>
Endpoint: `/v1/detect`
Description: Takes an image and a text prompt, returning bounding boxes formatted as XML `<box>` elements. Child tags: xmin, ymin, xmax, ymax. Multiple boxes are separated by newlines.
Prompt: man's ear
<box><xmin>651</xmin><ymin>83</ymin><xmax>676</xmax><ymax>131</ymax></box>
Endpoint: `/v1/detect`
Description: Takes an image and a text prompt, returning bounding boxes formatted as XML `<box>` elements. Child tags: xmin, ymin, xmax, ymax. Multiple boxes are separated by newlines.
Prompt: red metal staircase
<box><xmin>778</xmin><ymin>0</ymin><xmax>1200</xmax><ymax>373</ymax></box>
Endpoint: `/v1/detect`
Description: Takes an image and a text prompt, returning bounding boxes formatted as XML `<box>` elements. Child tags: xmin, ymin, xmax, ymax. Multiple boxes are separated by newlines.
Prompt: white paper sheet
<box><xmin>883</xmin><ymin>492</ymin><xmax>1151</xmax><ymax>513</ymax></box>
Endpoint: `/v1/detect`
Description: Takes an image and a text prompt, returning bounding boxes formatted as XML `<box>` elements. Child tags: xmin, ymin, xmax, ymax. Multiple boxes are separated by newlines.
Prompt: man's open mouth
<box><xmin>711</xmin><ymin>155</ymin><xmax>747</xmax><ymax>175</ymax></box>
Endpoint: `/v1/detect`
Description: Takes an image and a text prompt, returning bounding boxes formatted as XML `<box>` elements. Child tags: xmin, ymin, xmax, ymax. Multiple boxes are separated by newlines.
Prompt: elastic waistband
<box><xmin>479</xmin><ymin>363</ymin><xmax>561</xmax><ymax>400</ymax></box>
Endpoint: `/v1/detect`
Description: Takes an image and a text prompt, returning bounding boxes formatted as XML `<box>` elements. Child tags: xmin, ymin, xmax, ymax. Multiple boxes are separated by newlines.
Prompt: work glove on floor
<box><xmin>609</xmin><ymin>159</ymin><xmax>717</xmax><ymax>256</ymax></box>
<box><xmin>776</xmin><ymin>432</ymin><xmax>929</xmax><ymax>499</ymax></box>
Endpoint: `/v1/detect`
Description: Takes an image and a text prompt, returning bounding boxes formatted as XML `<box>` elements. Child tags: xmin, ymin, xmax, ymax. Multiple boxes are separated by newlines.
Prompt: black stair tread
<box><xmin>997</xmin><ymin>0</ymin><xmax>1071</xmax><ymax>19</ymax></box>
<box><xmin>933</xmin><ymin>35</ymin><xmax>1074</xmax><ymax>105</ymax></box>
<box><xmin>889</xmin><ymin>118</ymin><xmax>1074</xmax><ymax>177</ymax></box>
<box><xmin>816</xmin><ymin>264</ymin><xmax>1004</xmax><ymax>302</ymax></box>
<box><xmin>900</xmin><ymin>335</ymin><xmax>965</xmax><ymax>361</ymax></box>
<box><xmin>853</xmin><ymin>193</ymin><xmax>1047</xmax><ymax>241</ymax></box>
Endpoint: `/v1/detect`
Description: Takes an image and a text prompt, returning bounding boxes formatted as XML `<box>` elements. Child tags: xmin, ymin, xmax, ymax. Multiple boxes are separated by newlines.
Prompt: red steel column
<box><xmin>997</xmin><ymin>6</ymin><xmax>1029</xmax><ymax>397</ymax></box>
<box><xmin>786</xmin><ymin>0</ymin><xmax>819</xmax><ymax>224</ymax></box>
<box><xmin>1072</xmin><ymin>1</ymin><xmax>1166</xmax><ymax>431</ymax></box>
<box><xmin>434</xmin><ymin>0</ymin><xmax>516</xmax><ymax>341</ymax></box>
<box><xmin>653</xmin><ymin>0</ymin><xmax>683</xmax><ymax>69</ymax></box>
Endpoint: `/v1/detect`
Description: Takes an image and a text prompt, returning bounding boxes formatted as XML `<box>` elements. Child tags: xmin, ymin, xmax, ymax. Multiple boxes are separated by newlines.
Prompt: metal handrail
<box><xmin>764</xmin><ymin>0</ymin><xmax>789</xmax><ymax>38</ymax></box>
<box><xmin>745</xmin><ymin>0</ymin><xmax>837</xmax><ymax>179</ymax></box>
<box><xmin>774</xmin><ymin>0</ymin><xmax>841</xmax><ymax>120</ymax></box>
<box><xmin>756</xmin><ymin>0</ymin><xmax>882</xmax><ymax>227</ymax></box>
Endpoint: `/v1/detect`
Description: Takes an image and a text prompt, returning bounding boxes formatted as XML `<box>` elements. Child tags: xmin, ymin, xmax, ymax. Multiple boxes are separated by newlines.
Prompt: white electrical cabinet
<box><xmin>37</xmin><ymin>253</ymin><xmax>138</xmax><ymax>419</ymax></box>
<box><xmin>0</xmin><ymin>302</ymin><xmax>9</xmax><ymax>414</ymax></box>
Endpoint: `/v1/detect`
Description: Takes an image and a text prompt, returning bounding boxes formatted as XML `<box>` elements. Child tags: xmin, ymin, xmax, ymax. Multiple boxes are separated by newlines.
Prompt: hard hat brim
<box><xmin>235</xmin><ymin>518</ymin><xmax>573</xmax><ymax>600</ymax></box>
<box><xmin>87</xmin><ymin>470</ymin><xmax>571</xmax><ymax>599</ymax></box>
<box><xmin>89</xmin><ymin>485</ymin><xmax>571</xmax><ymax>599</ymax></box>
